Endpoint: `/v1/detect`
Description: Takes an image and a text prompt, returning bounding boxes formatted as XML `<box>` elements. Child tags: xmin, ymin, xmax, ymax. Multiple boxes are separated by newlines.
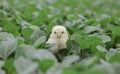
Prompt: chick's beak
<box><xmin>57</xmin><ymin>34</ymin><xmax>61</xmax><ymax>38</ymax></box>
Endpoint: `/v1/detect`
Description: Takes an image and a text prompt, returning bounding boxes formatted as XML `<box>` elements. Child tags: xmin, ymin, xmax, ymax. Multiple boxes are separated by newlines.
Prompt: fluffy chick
<box><xmin>46</xmin><ymin>25</ymin><xmax>68</xmax><ymax>54</ymax></box>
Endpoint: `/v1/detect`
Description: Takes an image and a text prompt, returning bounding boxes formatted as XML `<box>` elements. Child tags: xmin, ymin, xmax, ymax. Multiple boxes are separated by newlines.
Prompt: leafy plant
<box><xmin>0</xmin><ymin>0</ymin><xmax>120</xmax><ymax>74</ymax></box>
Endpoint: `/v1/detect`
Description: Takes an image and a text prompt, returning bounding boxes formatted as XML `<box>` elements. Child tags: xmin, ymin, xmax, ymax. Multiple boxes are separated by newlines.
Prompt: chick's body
<box><xmin>46</xmin><ymin>25</ymin><xmax>68</xmax><ymax>54</ymax></box>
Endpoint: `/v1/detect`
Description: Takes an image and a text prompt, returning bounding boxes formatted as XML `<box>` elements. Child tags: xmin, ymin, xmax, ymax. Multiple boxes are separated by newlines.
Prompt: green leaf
<box><xmin>0</xmin><ymin>10</ymin><xmax>9</xmax><ymax>26</ymax></box>
<box><xmin>34</xmin><ymin>50</ymin><xmax>57</xmax><ymax>62</ymax></box>
<box><xmin>107</xmin><ymin>25</ymin><xmax>120</xmax><ymax>47</ymax></box>
<box><xmin>30</xmin><ymin>30</ymin><xmax>46</xmax><ymax>44</ymax></box>
<box><xmin>61</xmin><ymin>55</ymin><xmax>79</xmax><ymax>67</ymax></box>
<box><xmin>15</xmin><ymin>44</ymin><xmax>36</xmax><ymax>59</ymax></box>
<box><xmin>108</xmin><ymin>51</ymin><xmax>120</xmax><ymax>63</ymax></box>
<box><xmin>63</xmin><ymin>68</ymin><xmax>79</xmax><ymax>74</ymax></box>
<box><xmin>0</xmin><ymin>38</ymin><xmax>18</xmax><ymax>60</ymax></box>
<box><xmin>81</xmin><ymin>60</ymin><xmax>114</xmax><ymax>74</ymax></box>
<box><xmin>20</xmin><ymin>4</ymin><xmax>37</xmax><ymax>21</ymax></box>
<box><xmin>67</xmin><ymin>14</ymin><xmax>79</xmax><ymax>22</ymax></box>
<box><xmin>3</xmin><ymin>58</ymin><xmax>17</xmax><ymax>74</ymax></box>
<box><xmin>46</xmin><ymin>24</ymin><xmax>55</xmax><ymax>36</ymax></box>
<box><xmin>14</xmin><ymin>57</ymin><xmax>37</xmax><ymax>74</ymax></box>
<box><xmin>33</xmin><ymin>59</ymin><xmax>55</xmax><ymax>72</ymax></box>
<box><xmin>82</xmin><ymin>69</ymin><xmax>108</xmax><ymax>74</ymax></box>
<box><xmin>3</xmin><ymin>24</ymin><xmax>19</xmax><ymax>36</ymax></box>
<box><xmin>72</xmin><ymin>36</ymin><xmax>104</xmax><ymax>52</ymax></box>
<box><xmin>0</xmin><ymin>69</ymin><xmax>5</xmax><ymax>74</ymax></box>
<box><xmin>33</xmin><ymin>36</ymin><xmax>46</xmax><ymax>48</ymax></box>
<box><xmin>0</xmin><ymin>32</ymin><xmax>15</xmax><ymax>41</ymax></box>
<box><xmin>63</xmin><ymin>63</ymin><xmax>88</xmax><ymax>74</ymax></box>
<box><xmin>108</xmin><ymin>25</ymin><xmax>120</xmax><ymax>36</ymax></box>
<box><xmin>94</xmin><ymin>45</ymin><xmax>107</xmax><ymax>58</ymax></box>
<box><xmin>79</xmin><ymin>56</ymin><xmax>99</xmax><ymax>68</ymax></box>
<box><xmin>18</xmin><ymin>39</ymin><xmax>24</xmax><ymax>46</ymax></box>
<box><xmin>22</xmin><ymin>27</ymin><xmax>34</xmax><ymax>44</ymax></box>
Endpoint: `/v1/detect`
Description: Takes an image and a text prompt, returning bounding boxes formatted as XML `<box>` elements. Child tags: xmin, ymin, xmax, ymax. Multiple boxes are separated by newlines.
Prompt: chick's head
<box><xmin>50</xmin><ymin>25</ymin><xmax>68</xmax><ymax>39</ymax></box>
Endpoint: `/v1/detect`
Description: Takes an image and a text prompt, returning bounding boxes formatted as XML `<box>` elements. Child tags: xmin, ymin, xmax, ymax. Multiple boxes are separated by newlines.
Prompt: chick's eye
<box><xmin>62</xmin><ymin>31</ymin><xmax>64</xmax><ymax>34</ymax></box>
<box><xmin>54</xmin><ymin>32</ymin><xmax>56</xmax><ymax>34</ymax></box>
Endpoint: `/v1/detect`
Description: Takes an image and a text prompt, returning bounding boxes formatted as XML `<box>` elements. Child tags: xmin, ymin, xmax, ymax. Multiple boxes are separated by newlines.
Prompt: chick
<box><xmin>46</xmin><ymin>25</ymin><xmax>68</xmax><ymax>54</ymax></box>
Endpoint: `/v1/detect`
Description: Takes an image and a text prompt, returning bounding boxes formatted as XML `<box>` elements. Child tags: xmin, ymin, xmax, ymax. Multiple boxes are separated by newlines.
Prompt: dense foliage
<box><xmin>0</xmin><ymin>0</ymin><xmax>120</xmax><ymax>74</ymax></box>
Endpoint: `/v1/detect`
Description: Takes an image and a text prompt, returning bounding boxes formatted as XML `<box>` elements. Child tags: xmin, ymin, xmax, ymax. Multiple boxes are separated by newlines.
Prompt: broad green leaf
<box><xmin>15</xmin><ymin>44</ymin><xmax>36</xmax><ymax>59</ymax></box>
<box><xmin>80</xmin><ymin>56</ymin><xmax>99</xmax><ymax>68</ymax></box>
<box><xmin>0</xmin><ymin>69</ymin><xmax>5</xmax><ymax>74</ymax></box>
<box><xmin>107</xmin><ymin>25</ymin><xmax>120</xmax><ymax>46</ymax></box>
<box><xmin>3</xmin><ymin>58</ymin><xmax>17</xmax><ymax>74</ymax></box>
<box><xmin>112</xmin><ymin>63</ymin><xmax>120</xmax><ymax>74</ymax></box>
<box><xmin>33</xmin><ymin>59</ymin><xmax>55</xmax><ymax>72</ymax></box>
<box><xmin>80</xmin><ymin>60</ymin><xmax>114</xmax><ymax>74</ymax></box>
<box><xmin>0</xmin><ymin>32</ymin><xmax>15</xmax><ymax>41</ymax></box>
<box><xmin>14</xmin><ymin>57</ymin><xmax>38</xmax><ymax>74</ymax></box>
<box><xmin>61</xmin><ymin>55</ymin><xmax>79</xmax><ymax>67</ymax></box>
<box><xmin>46</xmin><ymin>63</ymin><xmax>62</xmax><ymax>74</ymax></box>
<box><xmin>67</xmin><ymin>37</ymin><xmax>81</xmax><ymax>55</ymax></box>
<box><xmin>82</xmin><ymin>68</ymin><xmax>108</xmax><ymax>74</ymax></box>
<box><xmin>46</xmin><ymin>24</ymin><xmax>55</xmax><ymax>36</ymax></box>
<box><xmin>63</xmin><ymin>63</ymin><xmax>88</xmax><ymax>74</ymax></box>
<box><xmin>72</xmin><ymin>36</ymin><xmax>104</xmax><ymax>53</ymax></box>
<box><xmin>30</xmin><ymin>30</ymin><xmax>46</xmax><ymax>44</ymax></box>
<box><xmin>45</xmin><ymin>44</ymin><xmax>58</xmax><ymax>54</ymax></box>
<box><xmin>108</xmin><ymin>25</ymin><xmax>120</xmax><ymax>36</ymax></box>
<box><xmin>34</xmin><ymin>50</ymin><xmax>57</xmax><ymax>62</ymax></box>
<box><xmin>22</xmin><ymin>27</ymin><xmax>34</xmax><ymax>44</ymax></box>
<box><xmin>21</xmin><ymin>4</ymin><xmax>37</xmax><ymax>21</ymax></box>
<box><xmin>63</xmin><ymin>68</ymin><xmax>79</xmax><ymax>74</ymax></box>
<box><xmin>98</xmin><ymin>35</ymin><xmax>111</xmax><ymax>43</ymax></box>
<box><xmin>108</xmin><ymin>51</ymin><xmax>120</xmax><ymax>63</ymax></box>
<box><xmin>33</xmin><ymin>36</ymin><xmax>46</xmax><ymax>48</ymax></box>
<box><xmin>67</xmin><ymin>14</ymin><xmax>79</xmax><ymax>22</ymax></box>
<box><xmin>94</xmin><ymin>40</ymin><xmax>108</xmax><ymax>59</ymax></box>
<box><xmin>18</xmin><ymin>39</ymin><xmax>24</xmax><ymax>46</ymax></box>
<box><xmin>15</xmin><ymin>44</ymin><xmax>57</xmax><ymax>62</ymax></box>
<box><xmin>0</xmin><ymin>10</ymin><xmax>9</xmax><ymax>26</ymax></box>
<box><xmin>83</xmin><ymin>25</ymin><xmax>103</xmax><ymax>34</ymax></box>
<box><xmin>96</xmin><ymin>45</ymin><xmax>107</xmax><ymax>52</ymax></box>
<box><xmin>96</xmin><ymin>14</ymin><xmax>111</xmax><ymax>28</ymax></box>
<box><xmin>3</xmin><ymin>24</ymin><xmax>19</xmax><ymax>36</ymax></box>
<box><xmin>0</xmin><ymin>39</ymin><xmax>18</xmax><ymax>60</ymax></box>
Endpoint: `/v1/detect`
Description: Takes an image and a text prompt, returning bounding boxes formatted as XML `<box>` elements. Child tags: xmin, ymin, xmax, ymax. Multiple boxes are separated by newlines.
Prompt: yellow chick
<box><xmin>46</xmin><ymin>25</ymin><xmax>68</xmax><ymax>54</ymax></box>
